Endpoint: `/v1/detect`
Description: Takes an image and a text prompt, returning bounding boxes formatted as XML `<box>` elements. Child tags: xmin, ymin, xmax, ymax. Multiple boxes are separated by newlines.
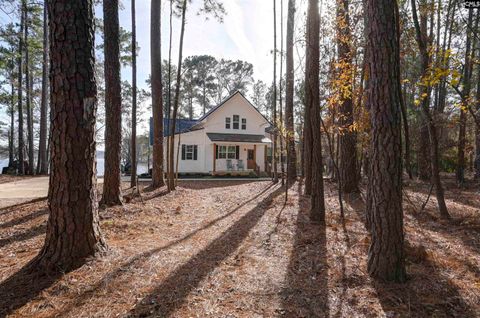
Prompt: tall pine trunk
<box><xmin>279</xmin><ymin>0</ymin><xmax>285</xmax><ymax>185</ymax></box>
<box><xmin>336</xmin><ymin>0</ymin><xmax>358</xmax><ymax>193</ymax></box>
<box><xmin>9</xmin><ymin>81</ymin><xmax>15</xmax><ymax>168</ymax></box>
<box><xmin>168</xmin><ymin>0</ymin><xmax>187</xmax><ymax>191</ymax></box>
<box><xmin>130</xmin><ymin>0</ymin><xmax>138</xmax><ymax>188</ymax></box>
<box><xmin>306</xmin><ymin>0</ymin><xmax>326</xmax><ymax>222</ymax></box>
<box><xmin>36</xmin><ymin>0</ymin><xmax>107</xmax><ymax>271</ymax></box>
<box><xmin>25</xmin><ymin>9</ymin><xmax>34</xmax><ymax>175</ymax></box>
<box><xmin>365</xmin><ymin>0</ymin><xmax>406</xmax><ymax>282</ymax></box>
<box><xmin>101</xmin><ymin>0</ymin><xmax>123</xmax><ymax>206</ymax></box>
<box><xmin>272</xmin><ymin>0</ymin><xmax>279</xmax><ymax>184</ymax></box>
<box><xmin>285</xmin><ymin>0</ymin><xmax>297</xmax><ymax>182</ymax></box>
<box><xmin>17</xmin><ymin>2</ymin><xmax>25</xmax><ymax>175</ymax></box>
<box><xmin>37</xmin><ymin>0</ymin><xmax>49</xmax><ymax>175</ymax></box>
<box><xmin>151</xmin><ymin>0</ymin><xmax>165</xmax><ymax>188</ymax></box>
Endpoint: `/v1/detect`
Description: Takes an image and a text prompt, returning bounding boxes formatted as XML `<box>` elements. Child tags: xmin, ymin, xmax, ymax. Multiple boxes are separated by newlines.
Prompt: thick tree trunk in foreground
<box><xmin>37</xmin><ymin>0</ymin><xmax>49</xmax><ymax>175</ymax></box>
<box><xmin>17</xmin><ymin>3</ymin><xmax>25</xmax><ymax>175</ymax></box>
<box><xmin>36</xmin><ymin>0</ymin><xmax>107</xmax><ymax>271</ymax></box>
<box><xmin>151</xmin><ymin>0</ymin><xmax>165</xmax><ymax>188</ymax></box>
<box><xmin>130</xmin><ymin>0</ymin><xmax>138</xmax><ymax>188</ymax></box>
<box><xmin>101</xmin><ymin>0</ymin><xmax>123</xmax><ymax>206</ymax></box>
<box><xmin>306</xmin><ymin>0</ymin><xmax>325</xmax><ymax>222</ymax></box>
<box><xmin>365</xmin><ymin>0</ymin><xmax>406</xmax><ymax>282</ymax></box>
<box><xmin>336</xmin><ymin>0</ymin><xmax>358</xmax><ymax>193</ymax></box>
<box><xmin>285</xmin><ymin>0</ymin><xmax>297</xmax><ymax>182</ymax></box>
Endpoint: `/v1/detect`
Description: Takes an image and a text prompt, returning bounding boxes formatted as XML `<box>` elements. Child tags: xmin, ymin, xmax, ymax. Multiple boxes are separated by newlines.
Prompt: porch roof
<box><xmin>207</xmin><ymin>133</ymin><xmax>271</xmax><ymax>144</ymax></box>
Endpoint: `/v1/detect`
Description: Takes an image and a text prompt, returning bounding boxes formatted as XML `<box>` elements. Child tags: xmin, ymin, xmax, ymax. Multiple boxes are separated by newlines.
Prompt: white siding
<box><xmin>163</xmin><ymin>93</ymin><xmax>271</xmax><ymax>174</ymax></box>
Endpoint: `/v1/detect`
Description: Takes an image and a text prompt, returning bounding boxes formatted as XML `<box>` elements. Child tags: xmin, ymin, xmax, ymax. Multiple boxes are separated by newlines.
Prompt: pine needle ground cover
<box><xmin>0</xmin><ymin>178</ymin><xmax>479</xmax><ymax>317</ymax></box>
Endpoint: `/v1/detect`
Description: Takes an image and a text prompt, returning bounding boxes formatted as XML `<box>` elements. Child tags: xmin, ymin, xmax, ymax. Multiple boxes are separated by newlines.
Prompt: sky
<box><xmin>114</xmin><ymin>0</ymin><xmax>307</xmax><ymax>98</ymax></box>
<box><xmin>0</xmin><ymin>0</ymin><xmax>310</xmax><ymax>145</ymax></box>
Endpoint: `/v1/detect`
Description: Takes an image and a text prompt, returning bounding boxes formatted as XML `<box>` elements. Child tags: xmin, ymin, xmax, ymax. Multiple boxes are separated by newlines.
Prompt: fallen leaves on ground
<box><xmin>0</xmin><ymin>176</ymin><xmax>479</xmax><ymax>317</ymax></box>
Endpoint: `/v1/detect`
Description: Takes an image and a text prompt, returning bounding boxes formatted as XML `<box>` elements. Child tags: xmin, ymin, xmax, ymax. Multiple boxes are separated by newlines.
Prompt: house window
<box><xmin>181</xmin><ymin>145</ymin><xmax>198</xmax><ymax>160</ymax></box>
<box><xmin>241</xmin><ymin>118</ymin><xmax>247</xmax><ymax>130</ymax></box>
<box><xmin>233</xmin><ymin>115</ymin><xmax>239</xmax><ymax>129</ymax></box>
<box><xmin>216</xmin><ymin>145</ymin><xmax>239</xmax><ymax>159</ymax></box>
<box><xmin>225</xmin><ymin>117</ymin><xmax>231</xmax><ymax>129</ymax></box>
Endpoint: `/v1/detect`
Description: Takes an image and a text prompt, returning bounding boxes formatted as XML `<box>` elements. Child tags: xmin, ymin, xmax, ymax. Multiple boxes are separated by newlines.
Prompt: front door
<box><xmin>247</xmin><ymin>149</ymin><xmax>255</xmax><ymax>169</ymax></box>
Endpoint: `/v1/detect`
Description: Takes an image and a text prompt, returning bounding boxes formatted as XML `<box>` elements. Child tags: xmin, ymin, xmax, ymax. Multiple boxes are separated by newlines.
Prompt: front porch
<box><xmin>211</xmin><ymin>143</ymin><xmax>267</xmax><ymax>176</ymax></box>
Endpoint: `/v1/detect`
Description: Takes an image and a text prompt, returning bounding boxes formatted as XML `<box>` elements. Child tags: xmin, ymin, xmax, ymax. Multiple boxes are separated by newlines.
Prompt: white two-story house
<box><xmin>160</xmin><ymin>91</ymin><xmax>273</xmax><ymax>176</ymax></box>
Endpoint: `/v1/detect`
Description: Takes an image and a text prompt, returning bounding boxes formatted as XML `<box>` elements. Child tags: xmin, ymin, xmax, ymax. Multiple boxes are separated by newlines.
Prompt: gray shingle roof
<box><xmin>207</xmin><ymin>133</ymin><xmax>271</xmax><ymax>143</ymax></box>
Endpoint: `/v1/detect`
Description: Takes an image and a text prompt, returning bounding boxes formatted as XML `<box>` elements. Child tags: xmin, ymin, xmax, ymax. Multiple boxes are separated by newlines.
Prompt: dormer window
<box><xmin>233</xmin><ymin>115</ymin><xmax>240</xmax><ymax>129</ymax></box>
<box><xmin>241</xmin><ymin>118</ymin><xmax>246</xmax><ymax>130</ymax></box>
<box><xmin>225</xmin><ymin>117</ymin><xmax>231</xmax><ymax>129</ymax></box>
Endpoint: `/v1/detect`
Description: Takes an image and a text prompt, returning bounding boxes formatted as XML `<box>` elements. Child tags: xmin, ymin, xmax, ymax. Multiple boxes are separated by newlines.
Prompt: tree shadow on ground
<box><xmin>373</xmin><ymin>251</ymin><xmax>476</xmax><ymax>317</ymax></box>
<box><xmin>58</xmin><ymin>183</ymin><xmax>276</xmax><ymax>316</ymax></box>
<box><xmin>280</xmin><ymin>184</ymin><xmax>329</xmax><ymax>317</ymax></box>
<box><xmin>0</xmin><ymin>223</ymin><xmax>46</xmax><ymax>249</ymax></box>
<box><xmin>0</xmin><ymin>209</ymin><xmax>47</xmax><ymax>230</ymax></box>
<box><xmin>126</xmin><ymin>184</ymin><xmax>284</xmax><ymax>317</ymax></box>
<box><xmin>178</xmin><ymin>179</ymin><xmax>262</xmax><ymax>190</ymax></box>
<box><xmin>408</xmin><ymin>209</ymin><xmax>480</xmax><ymax>267</ymax></box>
<box><xmin>0</xmin><ymin>259</ymin><xmax>61</xmax><ymax>317</ymax></box>
<box><xmin>0</xmin><ymin>198</ymin><xmax>46</xmax><ymax>216</ymax></box>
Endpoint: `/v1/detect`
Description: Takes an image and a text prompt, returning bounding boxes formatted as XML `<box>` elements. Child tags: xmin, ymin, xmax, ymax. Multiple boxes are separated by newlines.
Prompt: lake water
<box><xmin>0</xmin><ymin>156</ymin><xmax>149</xmax><ymax>177</ymax></box>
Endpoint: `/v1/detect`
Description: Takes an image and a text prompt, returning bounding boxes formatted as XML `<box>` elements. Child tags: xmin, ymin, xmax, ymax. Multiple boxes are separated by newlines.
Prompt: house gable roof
<box><xmin>195</xmin><ymin>91</ymin><xmax>270</xmax><ymax>125</ymax></box>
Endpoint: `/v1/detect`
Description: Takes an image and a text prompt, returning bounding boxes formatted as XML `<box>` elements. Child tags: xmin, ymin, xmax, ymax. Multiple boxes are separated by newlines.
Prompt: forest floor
<box><xmin>0</xmin><ymin>176</ymin><xmax>479</xmax><ymax>317</ymax></box>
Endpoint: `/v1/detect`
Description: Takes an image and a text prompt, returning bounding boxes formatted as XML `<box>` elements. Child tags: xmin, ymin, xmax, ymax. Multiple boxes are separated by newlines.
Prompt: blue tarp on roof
<box><xmin>149</xmin><ymin>118</ymin><xmax>198</xmax><ymax>145</ymax></box>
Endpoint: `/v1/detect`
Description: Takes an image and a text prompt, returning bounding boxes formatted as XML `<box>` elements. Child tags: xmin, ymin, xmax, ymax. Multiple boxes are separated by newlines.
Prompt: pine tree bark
<box><xmin>17</xmin><ymin>3</ymin><xmax>25</xmax><ymax>175</ymax></box>
<box><xmin>130</xmin><ymin>0</ymin><xmax>138</xmax><ymax>188</ymax></box>
<box><xmin>101</xmin><ymin>0</ymin><xmax>123</xmax><ymax>206</ymax></box>
<box><xmin>285</xmin><ymin>0</ymin><xmax>297</xmax><ymax>182</ymax></box>
<box><xmin>25</xmin><ymin>9</ymin><xmax>34</xmax><ymax>175</ymax></box>
<box><xmin>37</xmin><ymin>0</ymin><xmax>49</xmax><ymax>175</ymax></box>
<box><xmin>151</xmin><ymin>0</ymin><xmax>165</xmax><ymax>188</ymax></box>
<box><xmin>306</xmin><ymin>0</ymin><xmax>325</xmax><ymax>222</ymax></box>
<box><xmin>336</xmin><ymin>0</ymin><xmax>358</xmax><ymax>193</ymax></box>
<box><xmin>365</xmin><ymin>0</ymin><xmax>406</xmax><ymax>282</ymax></box>
<box><xmin>36</xmin><ymin>0</ymin><xmax>107</xmax><ymax>271</ymax></box>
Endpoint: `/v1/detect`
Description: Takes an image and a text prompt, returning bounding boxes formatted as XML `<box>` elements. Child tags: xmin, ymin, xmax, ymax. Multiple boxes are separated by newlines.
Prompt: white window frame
<box><xmin>185</xmin><ymin>145</ymin><xmax>194</xmax><ymax>160</ymax></box>
<box><xmin>233</xmin><ymin>115</ymin><xmax>240</xmax><ymax>129</ymax></box>
<box><xmin>218</xmin><ymin>145</ymin><xmax>236</xmax><ymax>159</ymax></box>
